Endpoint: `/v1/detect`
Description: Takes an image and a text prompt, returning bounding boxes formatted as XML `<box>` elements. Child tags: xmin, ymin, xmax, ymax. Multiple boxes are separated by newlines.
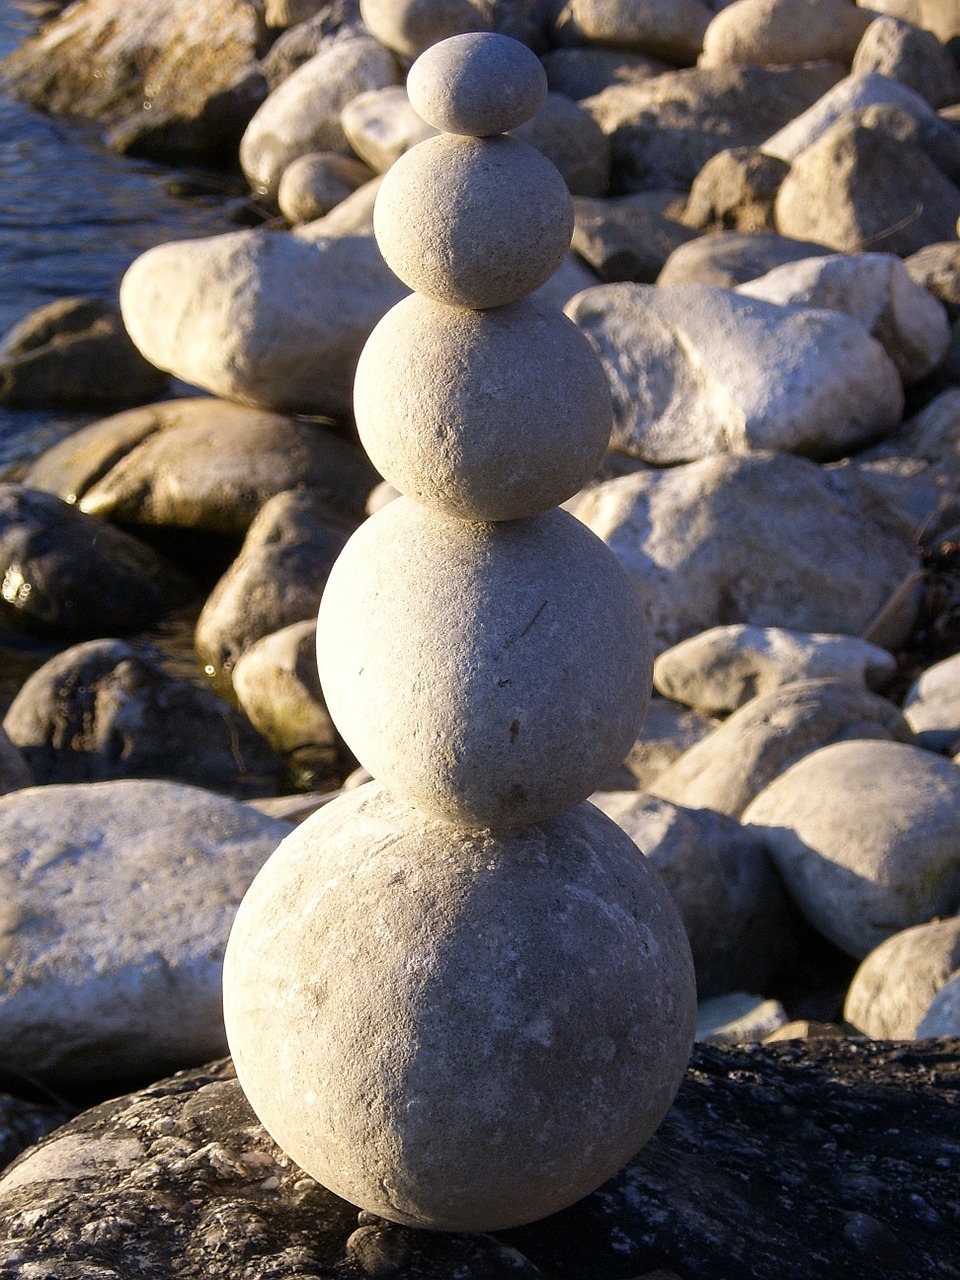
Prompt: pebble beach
<box><xmin>0</xmin><ymin>0</ymin><xmax>957</xmax><ymax>1275</ymax></box>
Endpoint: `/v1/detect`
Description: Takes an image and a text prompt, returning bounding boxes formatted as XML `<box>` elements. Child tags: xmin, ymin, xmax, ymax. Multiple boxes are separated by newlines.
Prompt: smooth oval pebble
<box><xmin>374</xmin><ymin>133</ymin><xmax>573</xmax><ymax>308</ymax></box>
<box><xmin>406</xmin><ymin>32</ymin><xmax>548</xmax><ymax>136</ymax></box>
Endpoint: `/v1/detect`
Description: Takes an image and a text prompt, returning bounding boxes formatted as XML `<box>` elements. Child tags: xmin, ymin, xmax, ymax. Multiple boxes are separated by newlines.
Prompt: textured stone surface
<box><xmin>224</xmin><ymin>786</ymin><xmax>696</xmax><ymax>1231</ymax></box>
<box><xmin>542</xmin><ymin>45</ymin><xmax>673</xmax><ymax>99</ymax></box>
<box><xmin>700</xmin><ymin>0</ymin><xmax>873</xmax><ymax>67</ymax></box>
<box><xmin>653</xmin><ymin>625</ymin><xmax>897</xmax><ymax>714</ymax></box>
<box><xmin>0</xmin><ymin>780</ymin><xmax>290</xmax><ymax>1084</ymax></box>
<box><xmin>856</xmin><ymin>0</ymin><xmax>960</xmax><ymax>43</ymax></box>
<box><xmin>374</xmin><ymin>133</ymin><xmax>573</xmax><ymax>309</ymax></box>
<box><xmin>567</xmin><ymin>281</ymin><xmax>903</xmax><ymax>462</ymax></box>
<box><xmin>340</xmin><ymin>85</ymin><xmax>437</xmax><ymax>172</ymax></box>
<box><xmin>744</xmin><ymin>739</ymin><xmax>960</xmax><ymax>958</ymax></box>
<box><xmin>844</xmin><ymin>917</ymin><xmax>960</xmax><ymax>1038</ymax></box>
<box><xmin>406</xmin><ymin>32</ymin><xmax>547</xmax><ymax>136</ymax></box>
<box><xmin>647</xmin><ymin>678</ymin><xmax>913</xmax><ymax>818</ymax></box>
<box><xmin>852</xmin><ymin>15</ymin><xmax>960</xmax><ymax>109</ymax></box>
<box><xmin>574</xmin><ymin>452</ymin><xmax>922</xmax><ymax>652</ymax></box>
<box><xmin>591</xmin><ymin>790</ymin><xmax>794</xmax><ymax>998</ymax></box>
<box><xmin>571</xmin><ymin>194</ymin><xmax>696</xmax><ymax>284</ymax></box>
<box><xmin>354</xmin><ymin>294</ymin><xmax>611</xmax><ymax>519</ymax></box>
<box><xmin>681</xmin><ymin>146</ymin><xmax>789</xmax><ymax>233</ymax></box>
<box><xmin>695</xmin><ymin>992</ymin><xmax>788</xmax><ymax>1044</ymax></box>
<box><xmin>657</xmin><ymin>229</ymin><xmax>829</xmax><ymax>287</ymax></box>
<box><xmin>316</xmin><ymin>500</ymin><xmax>651</xmax><ymax>827</ymax></box>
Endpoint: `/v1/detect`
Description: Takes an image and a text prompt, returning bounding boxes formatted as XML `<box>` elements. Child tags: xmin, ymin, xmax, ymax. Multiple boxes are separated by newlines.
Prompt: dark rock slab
<box><xmin>1</xmin><ymin>1042</ymin><xmax>957</xmax><ymax>1279</ymax></box>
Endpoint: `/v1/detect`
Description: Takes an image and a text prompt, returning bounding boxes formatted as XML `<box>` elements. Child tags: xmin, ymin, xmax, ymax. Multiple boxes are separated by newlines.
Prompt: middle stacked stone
<box><xmin>318</xmin><ymin>32</ymin><xmax>651</xmax><ymax>827</ymax></box>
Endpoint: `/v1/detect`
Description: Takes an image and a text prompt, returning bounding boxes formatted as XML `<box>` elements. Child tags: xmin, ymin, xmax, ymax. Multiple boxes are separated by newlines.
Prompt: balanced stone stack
<box><xmin>223</xmin><ymin>33</ymin><xmax>696</xmax><ymax>1233</ymax></box>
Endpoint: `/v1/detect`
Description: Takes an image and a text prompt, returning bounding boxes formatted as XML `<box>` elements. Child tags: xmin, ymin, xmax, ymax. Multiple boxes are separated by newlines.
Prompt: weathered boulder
<box><xmin>571</xmin><ymin>194</ymin><xmax>696</xmax><ymax>283</ymax></box>
<box><xmin>0</xmin><ymin>0</ymin><xmax>268</xmax><ymax>162</ymax></box>
<box><xmin>681</xmin><ymin>146</ymin><xmax>789</xmax><ymax>233</ymax></box>
<box><xmin>851</xmin><ymin>15</ymin><xmax>960</xmax><ymax>109</ymax></box>
<box><xmin>0</xmin><ymin>780</ymin><xmax>290</xmax><ymax>1083</ymax></box>
<box><xmin>647</xmin><ymin>678</ymin><xmax>913</xmax><ymax>817</ymax></box>
<box><xmin>574</xmin><ymin>452</ymin><xmax>923</xmax><ymax>652</ymax></box>
<box><xmin>653</xmin><ymin>625</ymin><xmax>897</xmax><ymax>714</ymax></box>
<box><xmin>550</xmin><ymin>0</ymin><xmax>713</xmax><ymax>64</ymax></box>
<box><xmin>744</xmin><ymin>739</ymin><xmax>960</xmax><ymax>957</ymax></box>
<box><xmin>119</xmin><ymin>225</ymin><xmax>410</xmax><ymax>417</ymax></box>
<box><xmin>700</xmin><ymin>0</ymin><xmax>873</xmax><ymax>68</ymax></box>
<box><xmin>657</xmin><ymin>228</ymin><xmax>830</xmax><ymax>286</ymax></box>
<box><xmin>0</xmin><ymin>1092</ymin><xmax>72</xmax><ymax>1175</ymax></box>
<box><xmin>0</xmin><ymin>484</ymin><xmax>191</xmax><ymax>641</ymax></box>
<box><xmin>844</xmin><ymin>917</ymin><xmax>960</xmax><ymax>1038</ymax></box>
<box><xmin>2</xmin><ymin>638</ymin><xmax>284</xmax><ymax>796</ymax></box>
<box><xmin>566</xmin><ymin>282</ymin><xmax>903</xmax><ymax>462</ymax></box>
<box><xmin>24</xmin><ymin>398</ymin><xmax>377</xmax><ymax>537</ymax></box>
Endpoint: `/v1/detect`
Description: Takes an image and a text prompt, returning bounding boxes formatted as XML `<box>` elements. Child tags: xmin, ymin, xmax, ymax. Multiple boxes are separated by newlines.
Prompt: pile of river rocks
<box><xmin>0</xmin><ymin>0</ymin><xmax>959</xmax><ymax>1273</ymax></box>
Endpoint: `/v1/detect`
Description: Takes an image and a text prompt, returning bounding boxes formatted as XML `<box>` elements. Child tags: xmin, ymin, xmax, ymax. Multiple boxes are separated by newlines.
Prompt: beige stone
<box><xmin>406</xmin><ymin>31</ymin><xmax>547</xmax><ymax>136</ymax></box>
<box><xmin>844</xmin><ymin>917</ymin><xmax>960</xmax><ymax>1038</ymax></box>
<box><xmin>359</xmin><ymin>0</ymin><xmax>492</xmax><ymax>60</ymax></box>
<box><xmin>700</xmin><ymin>0</ymin><xmax>873</xmax><ymax>69</ymax></box>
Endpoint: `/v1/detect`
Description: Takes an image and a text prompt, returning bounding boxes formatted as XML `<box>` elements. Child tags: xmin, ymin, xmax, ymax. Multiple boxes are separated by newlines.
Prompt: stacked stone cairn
<box><xmin>223</xmin><ymin>33</ymin><xmax>696</xmax><ymax>1234</ymax></box>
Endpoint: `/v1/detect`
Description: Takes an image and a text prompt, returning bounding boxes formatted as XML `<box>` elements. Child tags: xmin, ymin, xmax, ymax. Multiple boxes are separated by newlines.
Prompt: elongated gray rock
<box><xmin>575</xmin><ymin>452</ymin><xmax>922</xmax><ymax>652</ymax></box>
<box><xmin>0</xmin><ymin>780</ymin><xmax>290</xmax><ymax>1083</ymax></box>
<box><xmin>567</xmin><ymin>281</ymin><xmax>903</xmax><ymax>462</ymax></box>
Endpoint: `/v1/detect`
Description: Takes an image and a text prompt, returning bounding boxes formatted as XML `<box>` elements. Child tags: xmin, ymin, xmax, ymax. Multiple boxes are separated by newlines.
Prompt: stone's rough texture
<box><xmin>511</xmin><ymin>92</ymin><xmax>611</xmax><ymax>197</ymax></box>
<box><xmin>0</xmin><ymin>483</ymin><xmax>190</xmax><ymax>640</ymax></box>
<box><xmin>575</xmin><ymin>452</ymin><xmax>922</xmax><ymax>652</ymax></box>
<box><xmin>224</xmin><ymin>786</ymin><xmax>696</xmax><ymax>1231</ymax></box>
<box><xmin>744</xmin><ymin>739</ymin><xmax>960</xmax><ymax>958</ymax></box>
<box><xmin>406</xmin><ymin>32</ymin><xmax>547</xmax><ymax>136</ymax></box>
<box><xmin>774</xmin><ymin>117</ymin><xmax>960</xmax><ymax>257</ymax></box>
<box><xmin>359</xmin><ymin>0</ymin><xmax>493</xmax><ymax>59</ymax></box>
<box><xmin>737</xmin><ymin>251</ymin><xmax>951</xmax><ymax>385</ymax></box>
<box><xmin>682</xmin><ymin>146</ymin><xmax>789</xmax><ymax>233</ymax></box>
<box><xmin>918</xmin><ymin>971</ymin><xmax>960</xmax><ymax>1036</ymax></box>
<box><xmin>657</xmin><ymin>229</ymin><xmax>830</xmax><ymax>287</ymax></box>
<box><xmin>374</xmin><ymin>134</ymin><xmax>574</xmax><ymax>309</ymax></box>
<box><xmin>196</xmin><ymin>490</ymin><xmax>355</xmax><ymax>688</ymax></box>
<box><xmin>572</xmin><ymin>194</ymin><xmax>697</xmax><ymax>284</ymax></box>
<box><xmin>903</xmin><ymin>651</ymin><xmax>960</xmax><ymax>749</ymax></box>
<box><xmin>238</xmin><ymin>37</ymin><xmax>398</xmax><ymax>200</ymax></box>
<box><xmin>119</xmin><ymin>225</ymin><xmax>409</xmax><ymax>417</ymax></box>
<box><xmin>906</xmin><ymin>242</ymin><xmax>960</xmax><ymax>318</ymax></box>
<box><xmin>3</xmin><ymin>1043</ymin><xmax>956</xmax><ymax>1278</ymax></box>
<box><xmin>0</xmin><ymin>0</ymin><xmax>267</xmax><ymax>162</ymax></box>
<box><xmin>852</xmin><ymin>16</ymin><xmax>960</xmax><ymax>109</ymax></box>
<box><xmin>317</xmin><ymin>500</ymin><xmax>651</xmax><ymax>827</ymax></box>
<box><xmin>582</xmin><ymin>63</ymin><xmax>844</xmax><ymax>193</ymax></box>
<box><xmin>591</xmin><ymin>791</ymin><xmax>793</xmax><ymax>997</ymax></box>
<box><xmin>653</xmin><ymin>625</ymin><xmax>897</xmax><ymax>714</ymax></box>
<box><xmin>700</xmin><ymin>0</ymin><xmax>873</xmax><ymax>68</ymax></box>
<box><xmin>566</xmin><ymin>282</ymin><xmax>903</xmax><ymax>463</ymax></box>
<box><xmin>551</xmin><ymin>0</ymin><xmax>713</xmax><ymax>64</ymax></box>
<box><xmin>0</xmin><ymin>781</ymin><xmax>290</xmax><ymax>1083</ymax></box>
<box><xmin>647</xmin><ymin>678</ymin><xmax>913</xmax><ymax>818</ymax></box>
<box><xmin>354</xmin><ymin>294</ymin><xmax>611</xmax><ymax>520</ymax></box>
<box><xmin>340</xmin><ymin>85</ymin><xmax>437</xmax><ymax>172</ymax></box>
<box><xmin>0</xmin><ymin>297</ymin><xmax>167</xmax><ymax>410</ymax></box>
<box><xmin>25</xmin><ymin>398</ymin><xmax>376</xmax><ymax>537</ymax></box>
<box><xmin>277</xmin><ymin>151</ymin><xmax>375</xmax><ymax>224</ymax></box>
<box><xmin>2</xmin><ymin>639</ymin><xmax>284</xmax><ymax>796</ymax></box>
<box><xmin>844</xmin><ymin>917</ymin><xmax>960</xmax><ymax>1038</ymax></box>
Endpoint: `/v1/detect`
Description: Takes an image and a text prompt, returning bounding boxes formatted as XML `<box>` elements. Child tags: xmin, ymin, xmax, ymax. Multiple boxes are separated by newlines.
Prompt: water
<box><xmin>0</xmin><ymin>0</ymin><xmax>240</xmax><ymax>471</ymax></box>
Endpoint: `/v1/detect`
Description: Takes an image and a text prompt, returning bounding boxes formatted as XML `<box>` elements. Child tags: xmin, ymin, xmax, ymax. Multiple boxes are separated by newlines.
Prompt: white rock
<box><xmin>120</xmin><ymin>226</ymin><xmax>408</xmax><ymax>417</ymax></box>
<box><xmin>0</xmin><ymin>780</ymin><xmax>290</xmax><ymax>1083</ymax></box>
<box><xmin>566</xmin><ymin>282</ymin><xmax>903</xmax><ymax>462</ymax></box>
<box><xmin>341</xmin><ymin>85</ymin><xmax>436</xmax><ymax>173</ymax></box>
<box><xmin>843</xmin><ymin>917</ymin><xmax>960</xmax><ymax>1038</ymax></box>
<box><xmin>316</xmin><ymin>499</ymin><xmax>651</xmax><ymax>828</ymax></box>
<box><xmin>239</xmin><ymin>37</ymin><xmax>399</xmax><ymax>200</ymax></box>
<box><xmin>744</xmin><ymin>739</ymin><xmax>960</xmax><ymax>958</ymax></box>
<box><xmin>223</xmin><ymin>785</ymin><xmax>696</xmax><ymax>1231</ymax></box>
<box><xmin>653</xmin><ymin>624</ymin><xmax>897</xmax><ymax>714</ymax></box>
<box><xmin>738</xmin><ymin>252</ymin><xmax>950</xmax><ymax>385</ymax></box>
<box><xmin>903</xmin><ymin>651</ymin><xmax>960</xmax><ymax>749</ymax></box>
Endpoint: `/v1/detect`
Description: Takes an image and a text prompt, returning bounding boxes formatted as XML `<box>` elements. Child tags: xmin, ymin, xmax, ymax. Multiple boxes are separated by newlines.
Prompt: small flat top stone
<box><xmin>406</xmin><ymin>32</ymin><xmax>548</xmax><ymax>136</ymax></box>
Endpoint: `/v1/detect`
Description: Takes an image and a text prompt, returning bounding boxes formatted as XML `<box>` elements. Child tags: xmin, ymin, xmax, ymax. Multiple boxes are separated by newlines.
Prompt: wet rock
<box><xmin>24</xmin><ymin>398</ymin><xmax>377</xmax><ymax>538</ymax></box>
<box><xmin>550</xmin><ymin>0</ymin><xmax>713</xmax><ymax>65</ymax></box>
<box><xmin>653</xmin><ymin>625</ymin><xmax>897</xmax><ymax>714</ymax></box>
<box><xmin>851</xmin><ymin>16</ymin><xmax>960</xmax><ymax>109</ymax></box>
<box><xmin>0</xmin><ymin>297</ymin><xmax>167</xmax><ymax>410</ymax></box>
<box><xmin>575</xmin><ymin>452</ymin><xmax>922</xmax><ymax>653</ymax></box>
<box><xmin>744</xmin><ymin>738</ymin><xmax>960</xmax><ymax>958</ymax></box>
<box><xmin>195</xmin><ymin>489</ymin><xmax>354</xmax><ymax>688</ymax></box>
<box><xmin>844</xmin><ymin>917</ymin><xmax>960</xmax><ymax>1038</ymax></box>
<box><xmin>656</xmin><ymin>229</ymin><xmax>830</xmax><ymax>287</ymax></box>
<box><xmin>0</xmin><ymin>781</ymin><xmax>290</xmax><ymax>1084</ymax></box>
<box><xmin>581</xmin><ymin>62</ymin><xmax>843</xmax><ymax>192</ymax></box>
<box><xmin>591</xmin><ymin>791</ymin><xmax>795</xmax><ymax>997</ymax></box>
<box><xmin>571</xmin><ymin>195</ymin><xmax>696</xmax><ymax>284</ymax></box>
<box><xmin>0</xmin><ymin>0</ymin><xmax>268</xmax><ymax>162</ymax></box>
<box><xmin>648</xmin><ymin>678</ymin><xmax>913</xmax><ymax>818</ymax></box>
<box><xmin>0</xmin><ymin>484</ymin><xmax>191</xmax><ymax>641</ymax></box>
<box><xmin>567</xmin><ymin>282</ymin><xmax>903</xmax><ymax>462</ymax></box>
<box><xmin>277</xmin><ymin>152</ymin><xmax>376</xmax><ymax>224</ymax></box>
<box><xmin>700</xmin><ymin>0</ymin><xmax>872</xmax><ymax>69</ymax></box>
<box><xmin>681</xmin><ymin>146</ymin><xmax>789</xmax><ymax>233</ymax></box>
<box><xmin>2</xmin><ymin>638</ymin><xmax>285</xmax><ymax>796</ymax></box>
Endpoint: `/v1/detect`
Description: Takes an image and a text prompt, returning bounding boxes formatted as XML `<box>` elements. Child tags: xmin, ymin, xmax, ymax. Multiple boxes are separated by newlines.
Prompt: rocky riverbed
<box><xmin>0</xmin><ymin>0</ymin><xmax>958</xmax><ymax>1274</ymax></box>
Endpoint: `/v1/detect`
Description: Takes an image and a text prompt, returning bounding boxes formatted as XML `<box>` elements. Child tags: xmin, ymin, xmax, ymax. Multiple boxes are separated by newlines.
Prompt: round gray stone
<box><xmin>844</xmin><ymin>917</ymin><xmax>960</xmax><ymax>1038</ymax></box>
<box><xmin>354</xmin><ymin>293</ymin><xmax>611</xmax><ymax>519</ymax></box>
<box><xmin>223</xmin><ymin>784</ymin><xmax>696</xmax><ymax>1232</ymax></box>
<box><xmin>406</xmin><ymin>32</ymin><xmax>547</xmax><ymax>136</ymax></box>
<box><xmin>373</xmin><ymin>133</ymin><xmax>573</xmax><ymax>308</ymax></box>
<box><xmin>316</xmin><ymin>499</ymin><xmax>651</xmax><ymax>827</ymax></box>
